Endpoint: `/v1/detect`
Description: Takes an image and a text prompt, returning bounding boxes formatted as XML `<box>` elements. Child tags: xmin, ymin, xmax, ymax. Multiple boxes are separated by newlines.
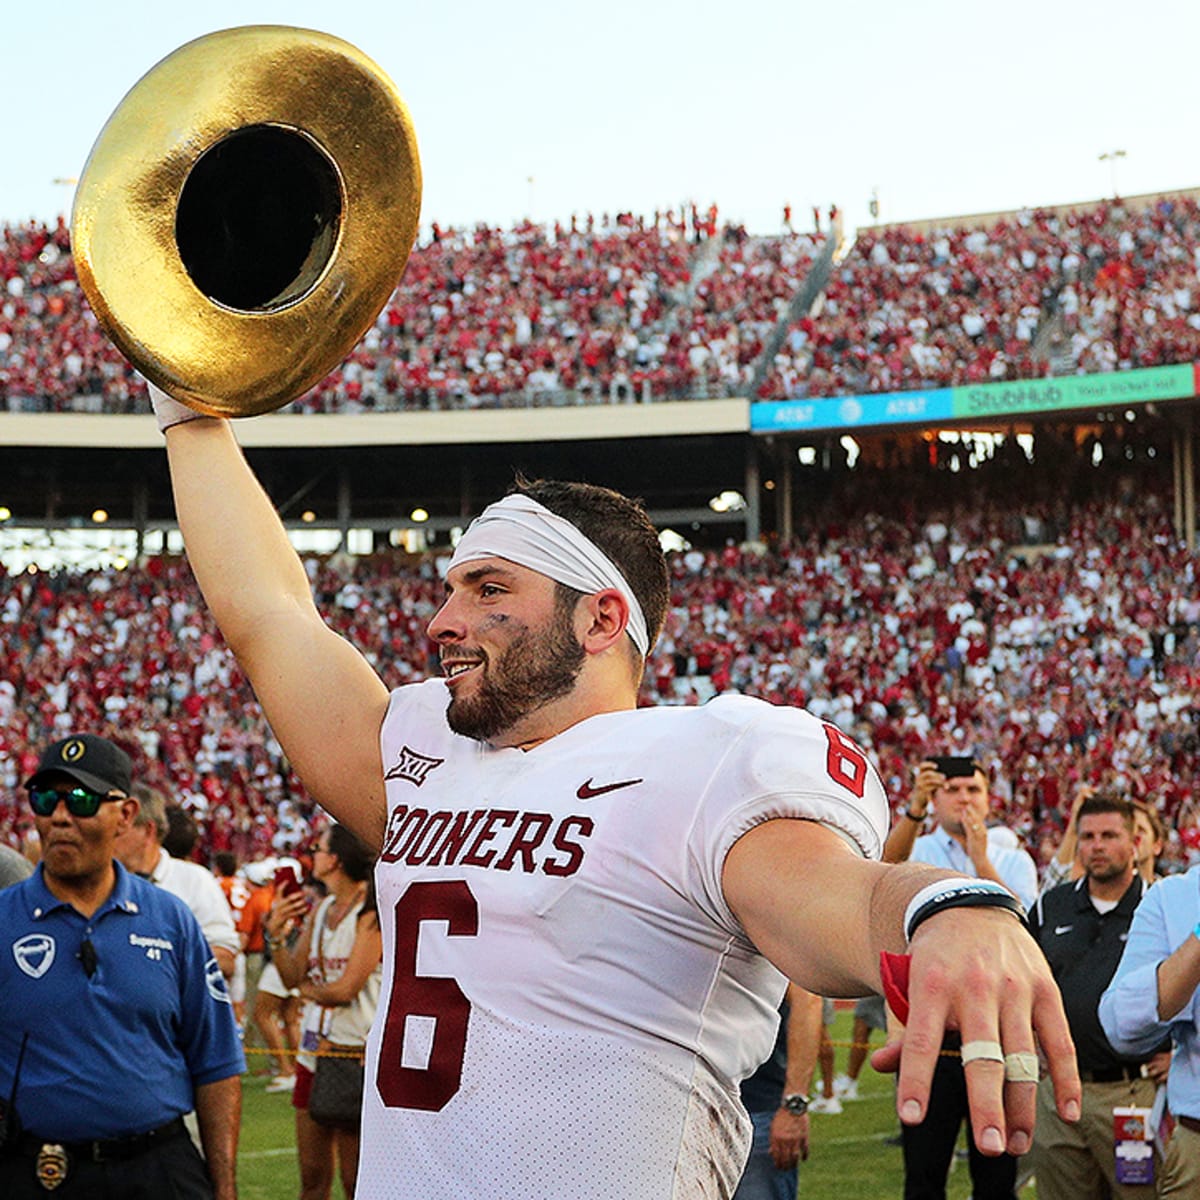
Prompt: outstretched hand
<box><xmin>870</xmin><ymin>907</ymin><xmax>1080</xmax><ymax>1156</ymax></box>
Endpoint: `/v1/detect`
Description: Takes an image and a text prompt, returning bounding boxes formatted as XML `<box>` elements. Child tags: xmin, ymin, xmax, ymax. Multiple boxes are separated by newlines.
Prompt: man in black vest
<box><xmin>1028</xmin><ymin>794</ymin><xmax>1169</xmax><ymax>1200</ymax></box>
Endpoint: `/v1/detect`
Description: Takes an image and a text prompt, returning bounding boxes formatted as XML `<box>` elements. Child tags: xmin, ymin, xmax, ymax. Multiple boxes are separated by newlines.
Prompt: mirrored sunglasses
<box><xmin>28</xmin><ymin>785</ymin><xmax>123</xmax><ymax>818</ymax></box>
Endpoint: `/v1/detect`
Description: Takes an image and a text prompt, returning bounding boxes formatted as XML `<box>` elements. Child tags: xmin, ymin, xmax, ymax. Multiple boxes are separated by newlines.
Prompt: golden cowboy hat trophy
<box><xmin>71</xmin><ymin>25</ymin><xmax>421</xmax><ymax>416</ymax></box>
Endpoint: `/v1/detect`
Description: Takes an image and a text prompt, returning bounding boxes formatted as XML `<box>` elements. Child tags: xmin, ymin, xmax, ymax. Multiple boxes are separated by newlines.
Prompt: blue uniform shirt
<box><xmin>1100</xmin><ymin>867</ymin><xmax>1200</xmax><ymax>1122</ymax></box>
<box><xmin>0</xmin><ymin>861</ymin><xmax>245</xmax><ymax>1141</ymax></box>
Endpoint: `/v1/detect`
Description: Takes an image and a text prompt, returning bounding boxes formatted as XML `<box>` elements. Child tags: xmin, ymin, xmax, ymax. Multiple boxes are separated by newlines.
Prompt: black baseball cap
<box><xmin>24</xmin><ymin>734</ymin><xmax>133</xmax><ymax>796</ymax></box>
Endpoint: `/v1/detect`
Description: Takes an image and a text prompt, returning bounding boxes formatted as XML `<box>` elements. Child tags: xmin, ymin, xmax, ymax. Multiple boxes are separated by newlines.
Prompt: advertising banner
<box><xmin>750</xmin><ymin>388</ymin><xmax>954</xmax><ymax>433</ymax></box>
<box><xmin>751</xmin><ymin>364</ymin><xmax>1196</xmax><ymax>434</ymax></box>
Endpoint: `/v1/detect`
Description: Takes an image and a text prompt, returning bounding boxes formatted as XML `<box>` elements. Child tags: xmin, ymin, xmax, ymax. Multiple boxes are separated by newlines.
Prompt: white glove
<box><xmin>147</xmin><ymin>382</ymin><xmax>208</xmax><ymax>433</ymax></box>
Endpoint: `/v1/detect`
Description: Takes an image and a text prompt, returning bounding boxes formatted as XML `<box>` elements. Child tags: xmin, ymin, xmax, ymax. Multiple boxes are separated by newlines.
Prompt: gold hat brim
<box><xmin>71</xmin><ymin>25</ymin><xmax>421</xmax><ymax>417</ymax></box>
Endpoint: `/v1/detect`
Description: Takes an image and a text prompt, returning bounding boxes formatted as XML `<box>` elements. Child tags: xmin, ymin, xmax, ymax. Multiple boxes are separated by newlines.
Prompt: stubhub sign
<box><xmin>750</xmin><ymin>364</ymin><xmax>1196</xmax><ymax>434</ymax></box>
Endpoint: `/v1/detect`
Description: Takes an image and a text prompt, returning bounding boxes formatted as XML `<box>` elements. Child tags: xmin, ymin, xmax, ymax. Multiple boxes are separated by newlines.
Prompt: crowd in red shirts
<box><xmin>8</xmin><ymin>192</ymin><xmax>1200</xmax><ymax>413</ymax></box>
<box><xmin>2</xmin><ymin>444</ymin><xmax>1199</xmax><ymax>874</ymax></box>
<box><xmin>758</xmin><ymin>195</ymin><xmax>1200</xmax><ymax>399</ymax></box>
<box><xmin>0</xmin><ymin>210</ymin><xmax>815</xmax><ymax>412</ymax></box>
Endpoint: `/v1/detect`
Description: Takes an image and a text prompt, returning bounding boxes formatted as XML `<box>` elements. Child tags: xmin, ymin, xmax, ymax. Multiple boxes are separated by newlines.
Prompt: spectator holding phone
<box><xmin>885</xmin><ymin>758</ymin><xmax>1039</xmax><ymax>907</ymax></box>
<box><xmin>242</xmin><ymin>858</ymin><xmax>303</xmax><ymax>1095</ymax></box>
<box><xmin>265</xmin><ymin>826</ymin><xmax>381</xmax><ymax>1200</ymax></box>
<box><xmin>885</xmin><ymin>755</ymin><xmax>1040</xmax><ymax>1200</ymax></box>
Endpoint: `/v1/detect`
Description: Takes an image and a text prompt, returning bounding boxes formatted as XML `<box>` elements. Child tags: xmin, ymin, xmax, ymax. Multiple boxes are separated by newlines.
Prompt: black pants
<box><xmin>0</xmin><ymin>1130</ymin><xmax>212</xmax><ymax>1199</ymax></box>
<box><xmin>901</xmin><ymin>1039</ymin><xmax>1017</xmax><ymax>1200</ymax></box>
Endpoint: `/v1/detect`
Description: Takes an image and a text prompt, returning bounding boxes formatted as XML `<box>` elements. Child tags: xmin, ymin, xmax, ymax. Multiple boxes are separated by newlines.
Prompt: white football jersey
<box><xmin>361</xmin><ymin>681</ymin><xmax>888</xmax><ymax>1199</ymax></box>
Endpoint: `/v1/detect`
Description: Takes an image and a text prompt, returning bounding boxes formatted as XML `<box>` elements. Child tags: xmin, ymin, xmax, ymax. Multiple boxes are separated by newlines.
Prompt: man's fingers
<box><xmin>899</xmin><ymin>907</ymin><xmax>1082</xmax><ymax>1156</ymax></box>
<box><xmin>1033</xmin><ymin>984</ymin><xmax>1082</xmax><ymax>1124</ymax></box>
<box><xmin>996</xmin><ymin>1004</ymin><xmax>1040</xmax><ymax>1156</ymax></box>
<box><xmin>894</xmin><ymin>992</ymin><xmax>951</xmax><ymax>1124</ymax></box>
<box><xmin>768</xmin><ymin>1133</ymin><xmax>800</xmax><ymax>1170</ymax></box>
<box><xmin>958</xmin><ymin>1032</ymin><xmax>1007</xmax><ymax>1155</ymax></box>
<box><xmin>870</xmin><ymin>1040</ymin><xmax>902</xmax><ymax>1075</ymax></box>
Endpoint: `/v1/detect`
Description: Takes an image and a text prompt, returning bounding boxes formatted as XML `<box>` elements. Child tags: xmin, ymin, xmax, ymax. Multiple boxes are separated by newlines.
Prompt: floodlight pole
<box><xmin>1098</xmin><ymin>150</ymin><xmax>1127</xmax><ymax>197</ymax></box>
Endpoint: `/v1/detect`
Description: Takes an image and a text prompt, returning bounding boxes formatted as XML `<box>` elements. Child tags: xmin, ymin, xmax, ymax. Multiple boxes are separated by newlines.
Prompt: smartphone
<box><xmin>931</xmin><ymin>756</ymin><xmax>979</xmax><ymax>778</ymax></box>
<box><xmin>273</xmin><ymin>864</ymin><xmax>302</xmax><ymax>897</ymax></box>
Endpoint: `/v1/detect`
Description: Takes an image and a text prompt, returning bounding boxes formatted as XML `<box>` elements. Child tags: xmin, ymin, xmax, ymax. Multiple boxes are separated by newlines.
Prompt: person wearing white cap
<box><xmin>152</xmin><ymin>391</ymin><xmax>1081</xmax><ymax>1199</ymax></box>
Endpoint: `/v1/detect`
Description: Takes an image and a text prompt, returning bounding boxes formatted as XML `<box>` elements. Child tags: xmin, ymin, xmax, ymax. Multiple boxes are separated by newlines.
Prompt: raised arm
<box><xmin>263</xmin><ymin>891</ymin><xmax>317</xmax><ymax>990</ymax></box>
<box><xmin>1156</xmin><ymin>933</ymin><xmax>1200</xmax><ymax>1022</ymax></box>
<box><xmin>723</xmin><ymin>819</ymin><xmax>1080</xmax><ymax>1160</ymax></box>
<box><xmin>162</xmin><ymin>413</ymin><xmax>392</xmax><ymax>849</ymax></box>
<box><xmin>1100</xmin><ymin>879</ymin><xmax>1199</xmax><ymax>1052</ymax></box>
<box><xmin>882</xmin><ymin>759</ymin><xmax>939</xmax><ymax>864</ymax></box>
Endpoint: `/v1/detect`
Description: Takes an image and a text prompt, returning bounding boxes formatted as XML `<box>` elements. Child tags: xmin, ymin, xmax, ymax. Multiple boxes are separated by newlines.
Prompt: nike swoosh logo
<box><xmin>576</xmin><ymin>778</ymin><xmax>643</xmax><ymax>800</ymax></box>
<box><xmin>1054</xmin><ymin>925</ymin><xmax>1073</xmax><ymax>935</ymax></box>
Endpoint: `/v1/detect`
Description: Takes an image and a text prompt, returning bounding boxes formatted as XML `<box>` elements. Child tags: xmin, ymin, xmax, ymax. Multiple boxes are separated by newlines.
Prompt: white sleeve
<box><xmin>1100</xmin><ymin>879</ymin><xmax>1191</xmax><ymax>1054</ymax></box>
<box><xmin>999</xmin><ymin>849</ymin><xmax>1039</xmax><ymax>911</ymax></box>
<box><xmin>187</xmin><ymin>864</ymin><xmax>242</xmax><ymax>955</ymax></box>
<box><xmin>684</xmin><ymin>701</ymin><xmax>890</xmax><ymax>939</ymax></box>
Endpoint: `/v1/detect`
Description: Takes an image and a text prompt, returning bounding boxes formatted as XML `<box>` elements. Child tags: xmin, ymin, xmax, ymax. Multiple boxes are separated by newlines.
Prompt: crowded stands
<box><xmin>2</xmin><ymin>439</ymin><xmax>1198</xmax><ymax>876</ymax></box>
<box><xmin>6</xmin><ymin>191</ymin><xmax>1200</xmax><ymax>413</ymax></box>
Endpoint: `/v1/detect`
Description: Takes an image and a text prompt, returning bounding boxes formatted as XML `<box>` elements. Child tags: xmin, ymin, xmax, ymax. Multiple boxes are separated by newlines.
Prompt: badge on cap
<box><xmin>60</xmin><ymin>740</ymin><xmax>86</xmax><ymax>763</ymax></box>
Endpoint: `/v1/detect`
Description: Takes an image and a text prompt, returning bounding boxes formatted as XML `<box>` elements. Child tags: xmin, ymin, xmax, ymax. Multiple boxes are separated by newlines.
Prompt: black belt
<box><xmin>1078</xmin><ymin>1064</ymin><xmax>1146</xmax><ymax>1084</ymax></box>
<box><xmin>13</xmin><ymin>1116</ymin><xmax>186</xmax><ymax>1163</ymax></box>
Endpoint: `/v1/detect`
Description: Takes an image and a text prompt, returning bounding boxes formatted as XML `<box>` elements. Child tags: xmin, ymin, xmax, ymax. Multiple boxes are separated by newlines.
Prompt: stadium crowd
<box><xmin>6</xmin><ymin>191</ymin><xmax>1200</xmax><ymax>413</ymax></box>
<box><xmin>763</xmin><ymin>193</ymin><xmax>1200</xmax><ymax>399</ymax></box>
<box><xmin>2</xmin><ymin>440</ymin><xmax>1198</xmax><ymax>878</ymax></box>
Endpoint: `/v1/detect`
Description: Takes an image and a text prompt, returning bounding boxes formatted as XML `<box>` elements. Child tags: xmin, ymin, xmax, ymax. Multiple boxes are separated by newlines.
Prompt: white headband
<box><xmin>448</xmin><ymin>493</ymin><xmax>651</xmax><ymax>655</ymax></box>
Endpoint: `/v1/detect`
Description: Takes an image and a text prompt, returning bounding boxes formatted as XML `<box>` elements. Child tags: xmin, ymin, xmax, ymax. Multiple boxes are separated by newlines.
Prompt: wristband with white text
<box><xmin>904</xmin><ymin>878</ymin><xmax>1024</xmax><ymax>944</ymax></box>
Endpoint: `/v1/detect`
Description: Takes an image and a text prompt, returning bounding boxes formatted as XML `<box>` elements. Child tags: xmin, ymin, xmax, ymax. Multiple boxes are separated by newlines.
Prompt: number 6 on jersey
<box><xmin>376</xmin><ymin>880</ymin><xmax>478</xmax><ymax>1111</ymax></box>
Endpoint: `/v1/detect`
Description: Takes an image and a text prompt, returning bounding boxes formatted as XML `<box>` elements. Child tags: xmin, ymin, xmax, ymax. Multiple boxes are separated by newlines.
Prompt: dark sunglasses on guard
<box><xmin>28</xmin><ymin>785</ymin><xmax>123</xmax><ymax>818</ymax></box>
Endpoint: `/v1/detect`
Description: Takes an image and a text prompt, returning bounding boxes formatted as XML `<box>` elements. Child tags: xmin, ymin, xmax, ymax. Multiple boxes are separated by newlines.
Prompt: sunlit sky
<box><xmin>5</xmin><ymin>0</ymin><xmax>1200</xmax><ymax>237</ymax></box>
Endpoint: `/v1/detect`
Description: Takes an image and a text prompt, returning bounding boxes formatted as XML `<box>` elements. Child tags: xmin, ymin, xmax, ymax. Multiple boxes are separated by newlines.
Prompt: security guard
<box><xmin>1028</xmin><ymin>794</ymin><xmax>1165</xmax><ymax>1200</ymax></box>
<box><xmin>0</xmin><ymin>733</ymin><xmax>244</xmax><ymax>1199</ymax></box>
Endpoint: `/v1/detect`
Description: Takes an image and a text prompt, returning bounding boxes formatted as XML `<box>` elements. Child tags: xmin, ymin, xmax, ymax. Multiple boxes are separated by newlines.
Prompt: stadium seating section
<box><xmin>6</xmin><ymin>193</ymin><xmax>1200</xmax><ymax>413</ymax></box>
<box><xmin>2</xmin><ymin>447</ymin><xmax>1198</xmax><ymax>873</ymax></box>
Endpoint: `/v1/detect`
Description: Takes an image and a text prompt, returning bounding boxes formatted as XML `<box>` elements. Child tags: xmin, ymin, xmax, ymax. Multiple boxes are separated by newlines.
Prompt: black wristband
<box><xmin>906</xmin><ymin>888</ymin><xmax>1025</xmax><ymax>941</ymax></box>
<box><xmin>904</xmin><ymin>809</ymin><xmax>926</xmax><ymax>822</ymax></box>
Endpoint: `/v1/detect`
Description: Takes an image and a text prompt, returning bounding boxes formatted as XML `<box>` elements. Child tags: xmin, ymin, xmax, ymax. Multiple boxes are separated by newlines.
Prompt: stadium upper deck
<box><xmin>4</xmin><ymin>192</ymin><xmax>1200</xmax><ymax>548</ymax></box>
<box><xmin>5</xmin><ymin>189</ymin><xmax>1200</xmax><ymax>419</ymax></box>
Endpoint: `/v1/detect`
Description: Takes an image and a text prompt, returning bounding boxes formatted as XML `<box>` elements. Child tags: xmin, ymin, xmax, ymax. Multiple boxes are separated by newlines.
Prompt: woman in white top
<box><xmin>268</xmin><ymin>825</ymin><xmax>382</xmax><ymax>1200</ymax></box>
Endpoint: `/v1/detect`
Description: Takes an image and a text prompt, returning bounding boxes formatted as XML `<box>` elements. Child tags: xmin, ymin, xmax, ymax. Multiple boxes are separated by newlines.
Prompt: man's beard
<box><xmin>1086</xmin><ymin>857</ymin><xmax>1130</xmax><ymax>884</ymax></box>
<box><xmin>446</xmin><ymin>603</ymin><xmax>586</xmax><ymax>743</ymax></box>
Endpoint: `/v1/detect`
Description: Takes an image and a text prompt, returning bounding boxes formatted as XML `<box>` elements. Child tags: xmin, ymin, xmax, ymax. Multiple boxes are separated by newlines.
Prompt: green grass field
<box><xmin>235</xmin><ymin>1010</ymin><xmax>1036</xmax><ymax>1199</ymax></box>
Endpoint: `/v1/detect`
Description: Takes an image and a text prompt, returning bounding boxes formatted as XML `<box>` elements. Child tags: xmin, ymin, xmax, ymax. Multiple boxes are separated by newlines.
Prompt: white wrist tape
<box><xmin>147</xmin><ymin>382</ymin><xmax>208</xmax><ymax>433</ymax></box>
